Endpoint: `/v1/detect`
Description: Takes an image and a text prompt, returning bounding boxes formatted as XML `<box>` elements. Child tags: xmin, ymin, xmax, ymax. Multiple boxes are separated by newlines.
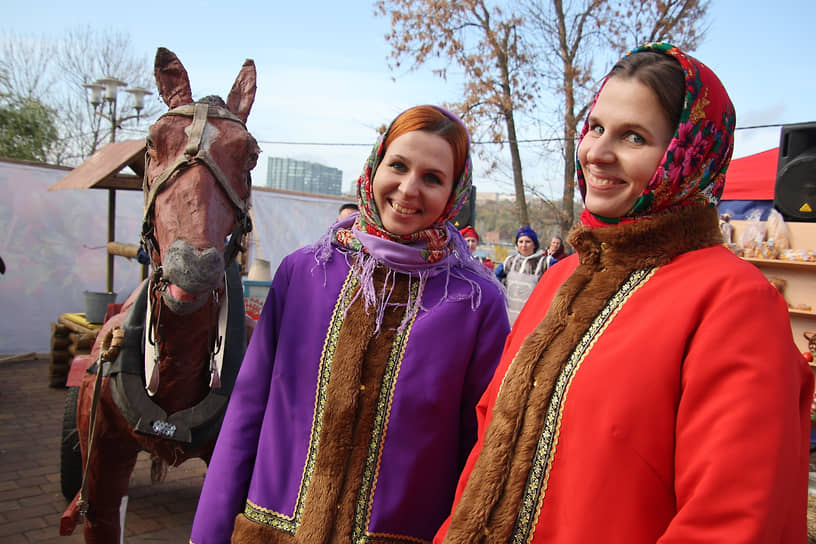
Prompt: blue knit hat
<box><xmin>515</xmin><ymin>226</ymin><xmax>539</xmax><ymax>251</ymax></box>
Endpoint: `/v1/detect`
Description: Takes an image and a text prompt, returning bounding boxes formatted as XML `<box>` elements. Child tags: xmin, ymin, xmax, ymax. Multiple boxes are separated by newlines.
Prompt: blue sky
<box><xmin>4</xmin><ymin>1</ymin><xmax>814</xmax><ymax>195</ymax></box>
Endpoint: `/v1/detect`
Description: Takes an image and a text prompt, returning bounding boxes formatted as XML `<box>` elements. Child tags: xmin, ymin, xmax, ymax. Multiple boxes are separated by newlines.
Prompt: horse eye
<box><xmin>246</xmin><ymin>152</ymin><xmax>259</xmax><ymax>171</ymax></box>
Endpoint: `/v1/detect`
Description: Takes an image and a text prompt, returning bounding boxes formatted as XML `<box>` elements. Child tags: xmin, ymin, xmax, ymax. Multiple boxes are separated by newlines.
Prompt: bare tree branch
<box><xmin>0</xmin><ymin>26</ymin><xmax>160</xmax><ymax>165</ymax></box>
<box><xmin>375</xmin><ymin>0</ymin><xmax>540</xmax><ymax>226</ymax></box>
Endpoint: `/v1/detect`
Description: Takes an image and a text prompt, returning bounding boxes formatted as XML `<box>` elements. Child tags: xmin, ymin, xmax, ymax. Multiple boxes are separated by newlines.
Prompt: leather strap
<box><xmin>140</xmin><ymin>103</ymin><xmax>252</xmax><ymax>274</ymax></box>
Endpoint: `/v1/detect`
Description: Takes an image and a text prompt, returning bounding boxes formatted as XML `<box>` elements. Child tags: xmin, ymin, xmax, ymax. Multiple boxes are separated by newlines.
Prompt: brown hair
<box><xmin>608</xmin><ymin>51</ymin><xmax>685</xmax><ymax>131</ymax></box>
<box><xmin>383</xmin><ymin>105</ymin><xmax>469</xmax><ymax>180</ymax></box>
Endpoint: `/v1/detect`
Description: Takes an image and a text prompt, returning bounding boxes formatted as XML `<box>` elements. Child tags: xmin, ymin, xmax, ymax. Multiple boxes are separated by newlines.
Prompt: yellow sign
<box><xmin>800</xmin><ymin>203</ymin><xmax>813</xmax><ymax>213</ymax></box>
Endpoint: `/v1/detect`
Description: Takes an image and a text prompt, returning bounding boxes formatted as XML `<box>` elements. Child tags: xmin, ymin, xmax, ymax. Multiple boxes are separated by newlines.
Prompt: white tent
<box><xmin>0</xmin><ymin>153</ymin><xmax>350</xmax><ymax>354</ymax></box>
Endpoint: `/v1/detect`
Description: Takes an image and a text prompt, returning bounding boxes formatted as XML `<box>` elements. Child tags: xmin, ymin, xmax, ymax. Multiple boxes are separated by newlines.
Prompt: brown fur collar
<box><xmin>443</xmin><ymin>205</ymin><xmax>723</xmax><ymax>543</ymax></box>
<box><xmin>233</xmin><ymin>268</ymin><xmax>410</xmax><ymax>544</ymax></box>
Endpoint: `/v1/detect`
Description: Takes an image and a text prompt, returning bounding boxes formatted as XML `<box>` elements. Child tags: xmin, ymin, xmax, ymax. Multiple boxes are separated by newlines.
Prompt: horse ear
<box><xmin>226</xmin><ymin>59</ymin><xmax>256</xmax><ymax>123</ymax></box>
<box><xmin>154</xmin><ymin>47</ymin><xmax>194</xmax><ymax>109</ymax></box>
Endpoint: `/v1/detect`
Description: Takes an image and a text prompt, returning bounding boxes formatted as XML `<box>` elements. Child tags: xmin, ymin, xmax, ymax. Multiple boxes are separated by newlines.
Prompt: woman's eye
<box><xmin>389</xmin><ymin>161</ymin><xmax>407</xmax><ymax>172</ymax></box>
<box><xmin>625</xmin><ymin>132</ymin><xmax>645</xmax><ymax>144</ymax></box>
<box><xmin>590</xmin><ymin>124</ymin><xmax>604</xmax><ymax>135</ymax></box>
<box><xmin>423</xmin><ymin>173</ymin><xmax>442</xmax><ymax>185</ymax></box>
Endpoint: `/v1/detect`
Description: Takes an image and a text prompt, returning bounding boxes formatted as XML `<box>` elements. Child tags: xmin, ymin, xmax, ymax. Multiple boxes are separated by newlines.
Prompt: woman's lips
<box><xmin>587</xmin><ymin>173</ymin><xmax>625</xmax><ymax>188</ymax></box>
<box><xmin>390</xmin><ymin>200</ymin><xmax>419</xmax><ymax>214</ymax></box>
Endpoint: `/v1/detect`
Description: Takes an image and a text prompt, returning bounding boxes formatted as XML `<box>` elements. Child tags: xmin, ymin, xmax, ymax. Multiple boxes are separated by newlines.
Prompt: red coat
<box><xmin>437</xmin><ymin>245</ymin><xmax>813</xmax><ymax>543</ymax></box>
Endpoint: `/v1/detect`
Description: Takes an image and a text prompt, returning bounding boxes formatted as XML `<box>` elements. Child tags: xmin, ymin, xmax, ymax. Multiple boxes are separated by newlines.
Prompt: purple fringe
<box><xmin>310</xmin><ymin>220</ymin><xmax>505</xmax><ymax>333</ymax></box>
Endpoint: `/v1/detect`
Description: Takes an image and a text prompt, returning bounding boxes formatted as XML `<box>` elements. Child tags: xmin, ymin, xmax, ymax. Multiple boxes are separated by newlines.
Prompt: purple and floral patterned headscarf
<box><xmin>313</xmin><ymin>105</ymin><xmax>500</xmax><ymax>331</ymax></box>
<box><xmin>576</xmin><ymin>42</ymin><xmax>736</xmax><ymax>225</ymax></box>
<box><xmin>333</xmin><ymin>105</ymin><xmax>473</xmax><ymax>264</ymax></box>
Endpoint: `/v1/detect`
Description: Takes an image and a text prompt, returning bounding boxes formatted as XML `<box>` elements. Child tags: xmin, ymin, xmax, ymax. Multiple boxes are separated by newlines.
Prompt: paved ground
<box><xmin>0</xmin><ymin>355</ymin><xmax>207</xmax><ymax>543</ymax></box>
<box><xmin>2</xmin><ymin>354</ymin><xmax>816</xmax><ymax>542</ymax></box>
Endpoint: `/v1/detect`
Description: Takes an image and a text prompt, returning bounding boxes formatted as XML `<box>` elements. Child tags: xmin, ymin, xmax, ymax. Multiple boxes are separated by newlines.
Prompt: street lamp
<box><xmin>83</xmin><ymin>77</ymin><xmax>152</xmax><ymax>143</ymax></box>
<box><xmin>82</xmin><ymin>77</ymin><xmax>153</xmax><ymax>292</ymax></box>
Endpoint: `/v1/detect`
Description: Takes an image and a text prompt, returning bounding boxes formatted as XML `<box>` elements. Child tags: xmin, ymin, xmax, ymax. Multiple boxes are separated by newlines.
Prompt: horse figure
<box><xmin>60</xmin><ymin>47</ymin><xmax>259</xmax><ymax>543</ymax></box>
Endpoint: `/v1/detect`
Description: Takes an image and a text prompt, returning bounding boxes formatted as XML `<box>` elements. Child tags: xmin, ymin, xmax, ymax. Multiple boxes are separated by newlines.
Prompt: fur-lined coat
<box><xmin>436</xmin><ymin>205</ymin><xmax>813</xmax><ymax>543</ymax></box>
<box><xmin>191</xmin><ymin>243</ymin><xmax>509</xmax><ymax>544</ymax></box>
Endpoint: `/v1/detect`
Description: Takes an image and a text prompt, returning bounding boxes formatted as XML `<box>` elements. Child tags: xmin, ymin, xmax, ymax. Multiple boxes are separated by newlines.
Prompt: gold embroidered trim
<box><xmin>245</xmin><ymin>271</ymin><xmax>359</xmax><ymax>533</ymax></box>
<box><xmin>510</xmin><ymin>267</ymin><xmax>656</xmax><ymax>543</ymax></box>
<box><xmin>352</xmin><ymin>280</ymin><xmax>421</xmax><ymax>543</ymax></box>
<box><xmin>366</xmin><ymin>532</ymin><xmax>431</xmax><ymax>544</ymax></box>
<box><xmin>244</xmin><ymin>271</ymin><xmax>424</xmax><ymax>543</ymax></box>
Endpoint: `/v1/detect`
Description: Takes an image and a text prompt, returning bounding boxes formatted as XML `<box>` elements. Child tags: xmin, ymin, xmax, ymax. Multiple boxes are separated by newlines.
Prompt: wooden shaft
<box><xmin>106</xmin><ymin>241</ymin><xmax>140</xmax><ymax>259</ymax></box>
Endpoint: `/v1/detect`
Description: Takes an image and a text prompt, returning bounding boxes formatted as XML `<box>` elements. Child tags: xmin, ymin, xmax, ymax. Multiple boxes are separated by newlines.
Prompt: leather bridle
<box><xmin>140</xmin><ymin>102</ymin><xmax>253</xmax><ymax>275</ymax></box>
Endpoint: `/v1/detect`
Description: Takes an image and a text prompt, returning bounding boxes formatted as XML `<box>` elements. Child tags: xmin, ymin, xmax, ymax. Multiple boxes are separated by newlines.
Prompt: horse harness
<box><xmin>86</xmin><ymin>103</ymin><xmax>251</xmax><ymax>453</ymax></box>
<box><xmin>140</xmin><ymin>102</ymin><xmax>253</xmax><ymax>273</ymax></box>
<box><xmin>137</xmin><ymin>101</ymin><xmax>252</xmax><ymax>394</ymax></box>
<box><xmin>106</xmin><ymin>264</ymin><xmax>245</xmax><ymax>447</ymax></box>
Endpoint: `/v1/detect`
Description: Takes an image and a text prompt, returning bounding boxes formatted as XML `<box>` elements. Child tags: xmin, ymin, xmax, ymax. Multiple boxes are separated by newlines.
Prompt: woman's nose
<box><xmin>398</xmin><ymin>173</ymin><xmax>421</xmax><ymax>196</ymax></box>
<box><xmin>586</xmin><ymin>134</ymin><xmax>614</xmax><ymax>163</ymax></box>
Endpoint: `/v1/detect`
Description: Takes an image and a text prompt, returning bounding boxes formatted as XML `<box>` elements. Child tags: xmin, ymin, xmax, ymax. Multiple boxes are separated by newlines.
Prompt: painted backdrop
<box><xmin>0</xmin><ymin>160</ymin><xmax>346</xmax><ymax>354</ymax></box>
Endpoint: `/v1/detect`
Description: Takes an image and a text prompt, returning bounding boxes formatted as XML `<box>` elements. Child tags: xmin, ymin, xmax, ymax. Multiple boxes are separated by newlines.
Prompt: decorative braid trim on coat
<box><xmin>442</xmin><ymin>205</ymin><xmax>724</xmax><ymax>543</ymax></box>
<box><xmin>236</xmin><ymin>267</ymin><xmax>425</xmax><ymax>544</ymax></box>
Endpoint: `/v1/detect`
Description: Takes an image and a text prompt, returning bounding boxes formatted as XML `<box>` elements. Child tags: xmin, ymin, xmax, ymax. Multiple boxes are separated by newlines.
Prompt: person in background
<box><xmin>460</xmin><ymin>226</ymin><xmax>494</xmax><ymax>270</ymax></box>
<box><xmin>545</xmin><ymin>234</ymin><xmax>567</xmax><ymax>267</ymax></box>
<box><xmin>459</xmin><ymin>225</ymin><xmax>480</xmax><ymax>254</ymax></box>
<box><xmin>495</xmin><ymin>225</ymin><xmax>548</xmax><ymax>324</ymax></box>
<box><xmin>337</xmin><ymin>201</ymin><xmax>359</xmax><ymax>221</ymax></box>
<box><xmin>191</xmin><ymin>105</ymin><xmax>509</xmax><ymax>543</ymax></box>
<box><xmin>434</xmin><ymin>43</ymin><xmax>813</xmax><ymax>543</ymax></box>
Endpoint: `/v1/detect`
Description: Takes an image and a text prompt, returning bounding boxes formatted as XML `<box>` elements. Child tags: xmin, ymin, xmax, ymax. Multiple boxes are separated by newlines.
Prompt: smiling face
<box><xmin>372</xmin><ymin>130</ymin><xmax>455</xmax><ymax>236</ymax></box>
<box><xmin>517</xmin><ymin>236</ymin><xmax>536</xmax><ymax>257</ymax></box>
<box><xmin>578</xmin><ymin>77</ymin><xmax>675</xmax><ymax>219</ymax></box>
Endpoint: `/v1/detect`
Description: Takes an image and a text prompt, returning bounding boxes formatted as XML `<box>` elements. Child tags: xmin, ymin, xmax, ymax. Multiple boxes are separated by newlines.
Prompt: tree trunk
<box><xmin>505</xmin><ymin>109</ymin><xmax>529</xmax><ymax>227</ymax></box>
<box><xmin>560</xmin><ymin>114</ymin><xmax>577</xmax><ymax>234</ymax></box>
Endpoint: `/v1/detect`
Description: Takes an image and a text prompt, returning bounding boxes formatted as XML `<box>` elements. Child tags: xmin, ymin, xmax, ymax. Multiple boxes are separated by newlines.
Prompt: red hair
<box><xmin>383</xmin><ymin>105</ymin><xmax>469</xmax><ymax>180</ymax></box>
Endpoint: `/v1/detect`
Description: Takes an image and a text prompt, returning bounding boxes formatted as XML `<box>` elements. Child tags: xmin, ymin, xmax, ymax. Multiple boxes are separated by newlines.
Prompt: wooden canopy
<box><xmin>48</xmin><ymin>140</ymin><xmax>146</xmax><ymax>192</ymax></box>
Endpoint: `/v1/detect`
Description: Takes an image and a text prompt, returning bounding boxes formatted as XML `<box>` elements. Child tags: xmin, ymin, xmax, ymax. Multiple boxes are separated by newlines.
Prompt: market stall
<box><xmin>719</xmin><ymin>147</ymin><xmax>778</xmax><ymax>220</ymax></box>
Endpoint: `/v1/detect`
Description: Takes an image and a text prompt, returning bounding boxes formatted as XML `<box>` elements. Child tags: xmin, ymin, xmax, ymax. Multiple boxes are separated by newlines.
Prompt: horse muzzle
<box><xmin>160</xmin><ymin>241</ymin><xmax>225</xmax><ymax>314</ymax></box>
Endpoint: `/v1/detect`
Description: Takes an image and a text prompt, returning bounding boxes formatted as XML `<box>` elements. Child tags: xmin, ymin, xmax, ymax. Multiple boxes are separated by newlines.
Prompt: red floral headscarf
<box><xmin>576</xmin><ymin>42</ymin><xmax>736</xmax><ymax>225</ymax></box>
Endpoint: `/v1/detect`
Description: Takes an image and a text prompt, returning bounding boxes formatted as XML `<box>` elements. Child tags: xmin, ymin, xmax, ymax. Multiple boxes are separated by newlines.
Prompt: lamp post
<box><xmin>82</xmin><ymin>78</ymin><xmax>152</xmax><ymax>293</ymax></box>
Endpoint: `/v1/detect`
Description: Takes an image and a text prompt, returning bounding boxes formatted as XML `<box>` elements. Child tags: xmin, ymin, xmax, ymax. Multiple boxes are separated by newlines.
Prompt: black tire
<box><xmin>60</xmin><ymin>386</ymin><xmax>82</xmax><ymax>501</ymax></box>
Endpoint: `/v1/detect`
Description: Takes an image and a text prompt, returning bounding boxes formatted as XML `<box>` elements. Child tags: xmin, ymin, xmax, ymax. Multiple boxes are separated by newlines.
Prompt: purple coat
<box><xmin>191</xmin><ymin>244</ymin><xmax>509</xmax><ymax>543</ymax></box>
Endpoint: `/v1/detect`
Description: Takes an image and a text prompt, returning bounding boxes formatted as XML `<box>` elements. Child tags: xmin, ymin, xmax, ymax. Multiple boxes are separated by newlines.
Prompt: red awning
<box><xmin>721</xmin><ymin>148</ymin><xmax>778</xmax><ymax>201</ymax></box>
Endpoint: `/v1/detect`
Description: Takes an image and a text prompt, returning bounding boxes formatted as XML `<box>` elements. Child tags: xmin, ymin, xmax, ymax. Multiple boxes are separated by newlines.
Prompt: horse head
<box><xmin>142</xmin><ymin>47</ymin><xmax>259</xmax><ymax>315</ymax></box>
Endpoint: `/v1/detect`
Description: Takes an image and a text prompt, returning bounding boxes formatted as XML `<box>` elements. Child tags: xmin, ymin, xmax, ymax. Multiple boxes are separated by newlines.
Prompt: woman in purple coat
<box><xmin>191</xmin><ymin>105</ymin><xmax>510</xmax><ymax>543</ymax></box>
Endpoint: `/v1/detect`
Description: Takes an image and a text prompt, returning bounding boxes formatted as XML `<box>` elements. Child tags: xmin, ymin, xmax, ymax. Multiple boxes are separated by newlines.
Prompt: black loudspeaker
<box><xmin>451</xmin><ymin>186</ymin><xmax>477</xmax><ymax>229</ymax></box>
<box><xmin>774</xmin><ymin>122</ymin><xmax>816</xmax><ymax>222</ymax></box>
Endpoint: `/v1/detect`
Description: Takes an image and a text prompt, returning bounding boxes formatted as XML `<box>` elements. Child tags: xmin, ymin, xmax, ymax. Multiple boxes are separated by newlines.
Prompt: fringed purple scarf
<box><xmin>311</xmin><ymin>105</ymin><xmax>502</xmax><ymax>331</ymax></box>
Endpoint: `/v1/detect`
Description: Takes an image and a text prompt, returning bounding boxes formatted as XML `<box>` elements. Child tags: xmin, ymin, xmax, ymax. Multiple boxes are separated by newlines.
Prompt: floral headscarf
<box><xmin>313</xmin><ymin>105</ymin><xmax>500</xmax><ymax>331</ymax></box>
<box><xmin>334</xmin><ymin>105</ymin><xmax>473</xmax><ymax>264</ymax></box>
<box><xmin>576</xmin><ymin>42</ymin><xmax>736</xmax><ymax>225</ymax></box>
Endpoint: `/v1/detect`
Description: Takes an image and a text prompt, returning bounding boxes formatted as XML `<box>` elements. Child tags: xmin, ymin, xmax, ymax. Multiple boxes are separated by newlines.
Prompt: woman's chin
<box><xmin>584</xmin><ymin>190</ymin><xmax>641</xmax><ymax>219</ymax></box>
<box><xmin>383</xmin><ymin>216</ymin><xmax>427</xmax><ymax>236</ymax></box>
<box><xmin>584</xmin><ymin>201</ymin><xmax>626</xmax><ymax>219</ymax></box>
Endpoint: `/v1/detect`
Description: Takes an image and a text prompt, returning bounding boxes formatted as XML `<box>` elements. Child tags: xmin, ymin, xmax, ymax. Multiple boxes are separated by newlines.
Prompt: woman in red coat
<box><xmin>435</xmin><ymin>43</ymin><xmax>814</xmax><ymax>543</ymax></box>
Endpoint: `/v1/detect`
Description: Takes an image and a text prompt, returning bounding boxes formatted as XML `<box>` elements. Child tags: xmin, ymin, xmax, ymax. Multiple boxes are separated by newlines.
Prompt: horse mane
<box><xmin>198</xmin><ymin>95</ymin><xmax>227</xmax><ymax>108</ymax></box>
